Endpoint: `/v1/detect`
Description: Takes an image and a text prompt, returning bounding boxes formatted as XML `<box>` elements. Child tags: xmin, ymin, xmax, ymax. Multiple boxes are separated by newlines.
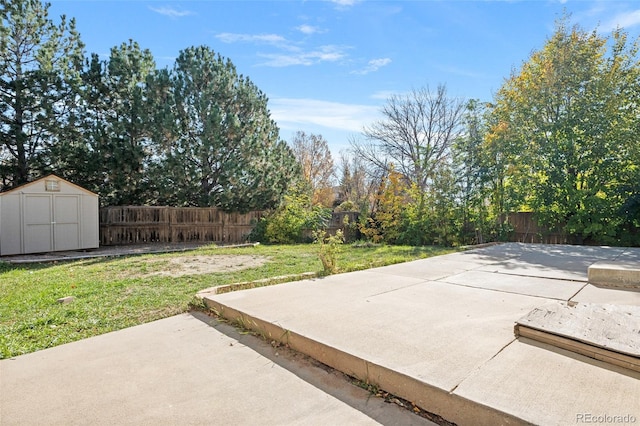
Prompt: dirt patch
<box><xmin>143</xmin><ymin>255</ymin><xmax>268</xmax><ymax>277</ymax></box>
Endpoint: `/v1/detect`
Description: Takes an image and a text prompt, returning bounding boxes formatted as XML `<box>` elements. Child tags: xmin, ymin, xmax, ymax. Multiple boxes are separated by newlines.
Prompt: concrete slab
<box><xmin>204</xmin><ymin>243</ymin><xmax>640</xmax><ymax>425</ymax></box>
<box><xmin>348</xmin><ymin>282</ymin><xmax>542</xmax><ymax>390</ymax></box>
<box><xmin>571</xmin><ymin>284</ymin><xmax>640</xmax><ymax>306</ymax></box>
<box><xmin>454</xmin><ymin>338</ymin><xmax>640</xmax><ymax>425</ymax></box>
<box><xmin>1</xmin><ymin>313</ymin><xmax>431</xmax><ymax>426</ymax></box>
<box><xmin>372</xmin><ymin>254</ymin><xmax>496</xmax><ymax>281</ymax></box>
<box><xmin>438</xmin><ymin>270</ymin><xmax>586</xmax><ymax>300</ymax></box>
<box><xmin>477</xmin><ymin>243</ymin><xmax>624</xmax><ymax>282</ymax></box>
<box><xmin>459</xmin><ymin>242</ymin><xmax>529</xmax><ymax>259</ymax></box>
<box><xmin>616</xmin><ymin>248</ymin><xmax>640</xmax><ymax>263</ymax></box>
<box><xmin>588</xmin><ymin>261</ymin><xmax>640</xmax><ymax>289</ymax></box>
<box><xmin>210</xmin><ymin>270</ymin><xmax>428</xmax><ymax>312</ymax></box>
<box><xmin>206</xmin><ymin>278</ymin><xmax>550</xmax><ymax>424</ymax></box>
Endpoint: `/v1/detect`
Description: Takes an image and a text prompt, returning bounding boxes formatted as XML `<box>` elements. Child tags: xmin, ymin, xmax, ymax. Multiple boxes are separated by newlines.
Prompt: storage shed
<box><xmin>0</xmin><ymin>175</ymin><xmax>99</xmax><ymax>255</ymax></box>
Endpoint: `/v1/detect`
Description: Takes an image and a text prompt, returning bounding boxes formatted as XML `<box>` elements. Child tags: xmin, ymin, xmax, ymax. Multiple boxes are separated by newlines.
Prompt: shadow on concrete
<box><xmin>189</xmin><ymin>311</ymin><xmax>440</xmax><ymax>426</ymax></box>
<box><xmin>463</xmin><ymin>242</ymin><xmax>633</xmax><ymax>279</ymax></box>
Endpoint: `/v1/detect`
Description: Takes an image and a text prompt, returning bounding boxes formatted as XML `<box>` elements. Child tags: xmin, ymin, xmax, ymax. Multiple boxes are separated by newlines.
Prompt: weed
<box><xmin>188</xmin><ymin>296</ymin><xmax>207</xmax><ymax>311</ymax></box>
<box><xmin>313</xmin><ymin>229</ymin><xmax>344</xmax><ymax>274</ymax></box>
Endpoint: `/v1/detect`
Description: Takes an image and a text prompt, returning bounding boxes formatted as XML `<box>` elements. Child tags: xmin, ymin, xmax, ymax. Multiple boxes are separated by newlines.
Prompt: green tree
<box><xmin>452</xmin><ymin>100</ymin><xmax>492</xmax><ymax>244</ymax></box>
<box><xmin>153</xmin><ymin>46</ymin><xmax>297</xmax><ymax>211</ymax></box>
<box><xmin>490</xmin><ymin>19</ymin><xmax>640</xmax><ymax>244</ymax></box>
<box><xmin>352</xmin><ymin>85</ymin><xmax>468</xmax><ymax>246</ymax></box>
<box><xmin>336</xmin><ymin>153</ymin><xmax>375</xmax><ymax>213</ymax></box>
<box><xmin>360</xmin><ymin>167</ymin><xmax>407</xmax><ymax>244</ymax></box>
<box><xmin>50</xmin><ymin>41</ymin><xmax>156</xmax><ymax>205</ymax></box>
<box><xmin>397</xmin><ymin>163</ymin><xmax>459</xmax><ymax>247</ymax></box>
<box><xmin>261</xmin><ymin>182</ymin><xmax>331</xmax><ymax>244</ymax></box>
<box><xmin>0</xmin><ymin>0</ymin><xmax>84</xmax><ymax>188</ymax></box>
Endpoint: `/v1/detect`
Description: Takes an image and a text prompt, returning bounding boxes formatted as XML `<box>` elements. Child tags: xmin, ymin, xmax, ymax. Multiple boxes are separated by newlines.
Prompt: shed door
<box><xmin>23</xmin><ymin>194</ymin><xmax>81</xmax><ymax>254</ymax></box>
<box><xmin>53</xmin><ymin>195</ymin><xmax>80</xmax><ymax>251</ymax></box>
<box><xmin>23</xmin><ymin>195</ymin><xmax>53</xmax><ymax>253</ymax></box>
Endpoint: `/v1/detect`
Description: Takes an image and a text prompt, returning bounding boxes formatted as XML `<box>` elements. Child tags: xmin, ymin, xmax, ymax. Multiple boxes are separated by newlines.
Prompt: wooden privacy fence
<box><xmin>100</xmin><ymin>208</ymin><xmax>571</xmax><ymax>246</ymax></box>
<box><xmin>326</xmin><ymin>211</ymin><xmax>360</xmax><ymax>239</ymax></box>
<box><xmin>301</xmin><ymin>211</ymin><xmax>361</xmax><ymax>242</ymax></box>
<box><xmin>100</xmin><ymin>206</ymin><xmax>263</xmax><ymax>246</ymax></box>
<box><xmin>506</xmin><ymin>212</ymin><xmax>567</xmax><ymax>244</ymax></box>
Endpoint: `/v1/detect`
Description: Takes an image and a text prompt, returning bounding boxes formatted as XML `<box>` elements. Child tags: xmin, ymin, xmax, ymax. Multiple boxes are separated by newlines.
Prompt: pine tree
<box><xmin>0</xmin><ymin>0</ymin><xmax>84</xmax><ymax>188</ymax></box>
<box><xmin>152</xmin><ymin>46</ymin><xmax>298</xmax><ymax>211</ymax></box>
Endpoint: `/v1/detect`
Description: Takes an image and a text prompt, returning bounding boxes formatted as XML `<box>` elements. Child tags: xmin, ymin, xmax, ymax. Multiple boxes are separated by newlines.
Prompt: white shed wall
<box><xmin>80</xmin><ymin>193</ymin><xmax>99</xmax><ymax>249</ymax></box>
<box><xmin>0</xmin><ymin>193</ymin><xmax>22</xmax><ymax>255</ymax></box>
<box><xmin>0</xmin><ymin>176</ymin><xmax>99</xmax><ymax>255</ymax></box>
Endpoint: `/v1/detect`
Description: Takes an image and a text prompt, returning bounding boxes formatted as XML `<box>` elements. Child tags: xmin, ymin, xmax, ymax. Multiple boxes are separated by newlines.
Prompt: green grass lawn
<box><xmin>0</xmin><ymin>243</ymin><xmax>455</xmax><ymax>359</ymax></box>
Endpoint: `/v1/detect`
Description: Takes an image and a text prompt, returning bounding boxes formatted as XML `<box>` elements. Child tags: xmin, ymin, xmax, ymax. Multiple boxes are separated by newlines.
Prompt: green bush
<box><xmin>262</xmin><ymin>189</ymin><xmax>331</xmax><ymax>244</ymax></box>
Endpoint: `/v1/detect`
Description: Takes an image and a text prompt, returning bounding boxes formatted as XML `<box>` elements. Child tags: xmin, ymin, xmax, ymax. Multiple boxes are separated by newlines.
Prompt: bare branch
<box><xmin>354</xmin><ymin>85</ymin><xmax>465</xmax><ymax>192</ymax></box>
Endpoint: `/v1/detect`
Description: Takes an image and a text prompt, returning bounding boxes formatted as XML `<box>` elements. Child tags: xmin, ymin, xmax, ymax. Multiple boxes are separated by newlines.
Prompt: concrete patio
<box><xmin>2</xmin><ymin>243</ymin><xmax>639</xmax><ymax>425</ymax></box>
<box><xmin>203</xmin><ymin>243</ymin><xmax>640</xmax><ymax>425</ymax></box>
<box><xmin>1</xmin><ymin>312</ymin><xmax>432</xmax><ymax>426</ymax></box>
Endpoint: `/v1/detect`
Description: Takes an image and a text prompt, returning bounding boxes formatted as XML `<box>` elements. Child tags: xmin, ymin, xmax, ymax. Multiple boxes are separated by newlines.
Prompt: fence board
<box><xmin>100</xmin><ymin>206</ymin><xmax>263</xmax><ymax>246</ymax></box>
<box><xmin>506</xmin><ymin>212</ymin><xmax>567</xmax><ymax>244</ymax></box>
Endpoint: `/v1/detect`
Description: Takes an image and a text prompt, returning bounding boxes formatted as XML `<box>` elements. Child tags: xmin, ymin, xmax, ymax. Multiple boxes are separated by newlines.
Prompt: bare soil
<box><xmin>143</xmin><ymin>255</ymin><xmax>268</xmax><ymax>277</ymax></box>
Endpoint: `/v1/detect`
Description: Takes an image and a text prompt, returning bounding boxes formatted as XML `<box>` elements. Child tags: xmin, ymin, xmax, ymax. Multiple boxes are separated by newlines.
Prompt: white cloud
<box><xmin>329</xmin><ymin>0</ymin><xmax>361</xmax><ymax>7</ymax></box>
<box><xmin>215</xmin><ymin>31</ymin><xmax>349</xmax><ymax>67</ymax></box>
<box><xmin>296</xmin><ymin>24</ymin><xmax>323</xmax><ymax>35</ymax></box>
<box><xmin>269</xmin><ymin>98</ymin><xmax>381</xmax><ymax>133</ymax></box>
<box><xmin>370</xmin><ymin>90</ymin><xmax>403</xmax><ymax>100</ymax></box>
<box><xmin>602</xmin><ymin>9</ymin><xmax>640</xmax><ymax>31</ymax></box>
<box><xmin>215</xmin><ymin>33</ymin><xmax>288</xmax><ymax>46</ymax></box>
<box><xmin>351</xmin><ymin>58</ymin><xmax>391</xmax><ymax>75</ymax></box>
<box><xmin>258</xmin><ymin>45</ymin><xmax>349</xmax><ymax>67</ymax></box>
<box><xmin>149</xmin><ymin>6</ymin><xmax>193</xmax><ymax>18</ymax></box>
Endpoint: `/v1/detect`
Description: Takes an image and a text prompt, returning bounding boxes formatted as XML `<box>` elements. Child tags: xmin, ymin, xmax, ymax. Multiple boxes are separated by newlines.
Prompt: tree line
<box><xmin>3</xmin><ymin>2</ymin><xmax>640</xmax><ymax>246</ymax></box>
<box><xmin>267</xmin><ymin>17</ymin><xmax>640</xmax><ymax>247</ymax></box>
<box><xmin>1</xmin><ymin>0</ymin><xmax>297</xmax><ymax>212</ymax></box>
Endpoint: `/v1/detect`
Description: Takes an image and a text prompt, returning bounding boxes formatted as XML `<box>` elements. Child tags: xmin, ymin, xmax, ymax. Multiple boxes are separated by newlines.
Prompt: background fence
<box><xmin>99</xmin><ymin>207</ymin><xmax>571</xmax><ymax>246</ymax></box>
<box><xmin>99</xmin><ymin>206</ymin><xmax>263</xmax><ymax>246</ymax></box>
<box><xmin>100</xmin><ymin>207</ymin><xmax>361</xmax><ymax>246</ymax></box>
<box><xmin>505</xmin><ymin>212</ymin><xmax>567</xmax><ymax>244</ymax></box>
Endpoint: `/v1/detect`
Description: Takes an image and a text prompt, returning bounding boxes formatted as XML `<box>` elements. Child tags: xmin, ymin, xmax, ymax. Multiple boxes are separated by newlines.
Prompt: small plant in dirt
<box><xmin>313</xmin><ymin>229</ymin><xmax>344</xmax><ymax>274</ymax></box>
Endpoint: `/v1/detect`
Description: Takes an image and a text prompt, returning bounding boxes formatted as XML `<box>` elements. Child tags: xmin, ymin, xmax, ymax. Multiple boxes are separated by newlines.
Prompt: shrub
<box><xmin>262</xmin><ymin>188</ymin><xmax>331</xmax><ymax>244</ymax></box>
<box><xmin>314</xmin><ymin>229</ymin><xmax>344</xmax><ymax>273</ymax></box>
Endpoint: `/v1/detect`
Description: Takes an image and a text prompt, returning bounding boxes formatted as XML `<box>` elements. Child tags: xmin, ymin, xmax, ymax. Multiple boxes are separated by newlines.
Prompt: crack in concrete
<box><xmin>449</xmin><ymin>337</ymin><xmax>517</xmax><ymax>394</ymax></box>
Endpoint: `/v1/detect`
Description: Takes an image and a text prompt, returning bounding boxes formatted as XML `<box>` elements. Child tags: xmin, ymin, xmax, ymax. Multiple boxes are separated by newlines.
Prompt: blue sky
<box><xmin>49</xmin><ymin>0</ymin><xmax>640</xmax><ymax>154</ymax></box>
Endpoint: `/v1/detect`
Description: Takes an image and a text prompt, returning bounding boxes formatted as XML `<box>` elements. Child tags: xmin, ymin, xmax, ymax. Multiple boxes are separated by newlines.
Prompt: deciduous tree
<box><xmin>290</xmin><ymin>131</ymin><xmax>335</xmax><ymax>207</ymax></box>
<box><xmin>335</xmin><ymin>152</ymin><xmax>376</xmax><ymax>213</ymax></box>
<box><xmin>489</xmin><ymin>18</ymin><xmax>640</xmax><ymax>243</ymax></box>
<box><xmin>352</xmin><ymin>85</ymin><xmax>466</xmax><ymax>192</ymax></box>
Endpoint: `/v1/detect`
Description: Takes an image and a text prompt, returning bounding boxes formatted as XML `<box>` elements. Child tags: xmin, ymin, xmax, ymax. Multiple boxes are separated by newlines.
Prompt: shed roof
<box><xmin>0</xmin><ymin>174</ymin><xmax>98</xmax><ymax>197</ymax></box>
